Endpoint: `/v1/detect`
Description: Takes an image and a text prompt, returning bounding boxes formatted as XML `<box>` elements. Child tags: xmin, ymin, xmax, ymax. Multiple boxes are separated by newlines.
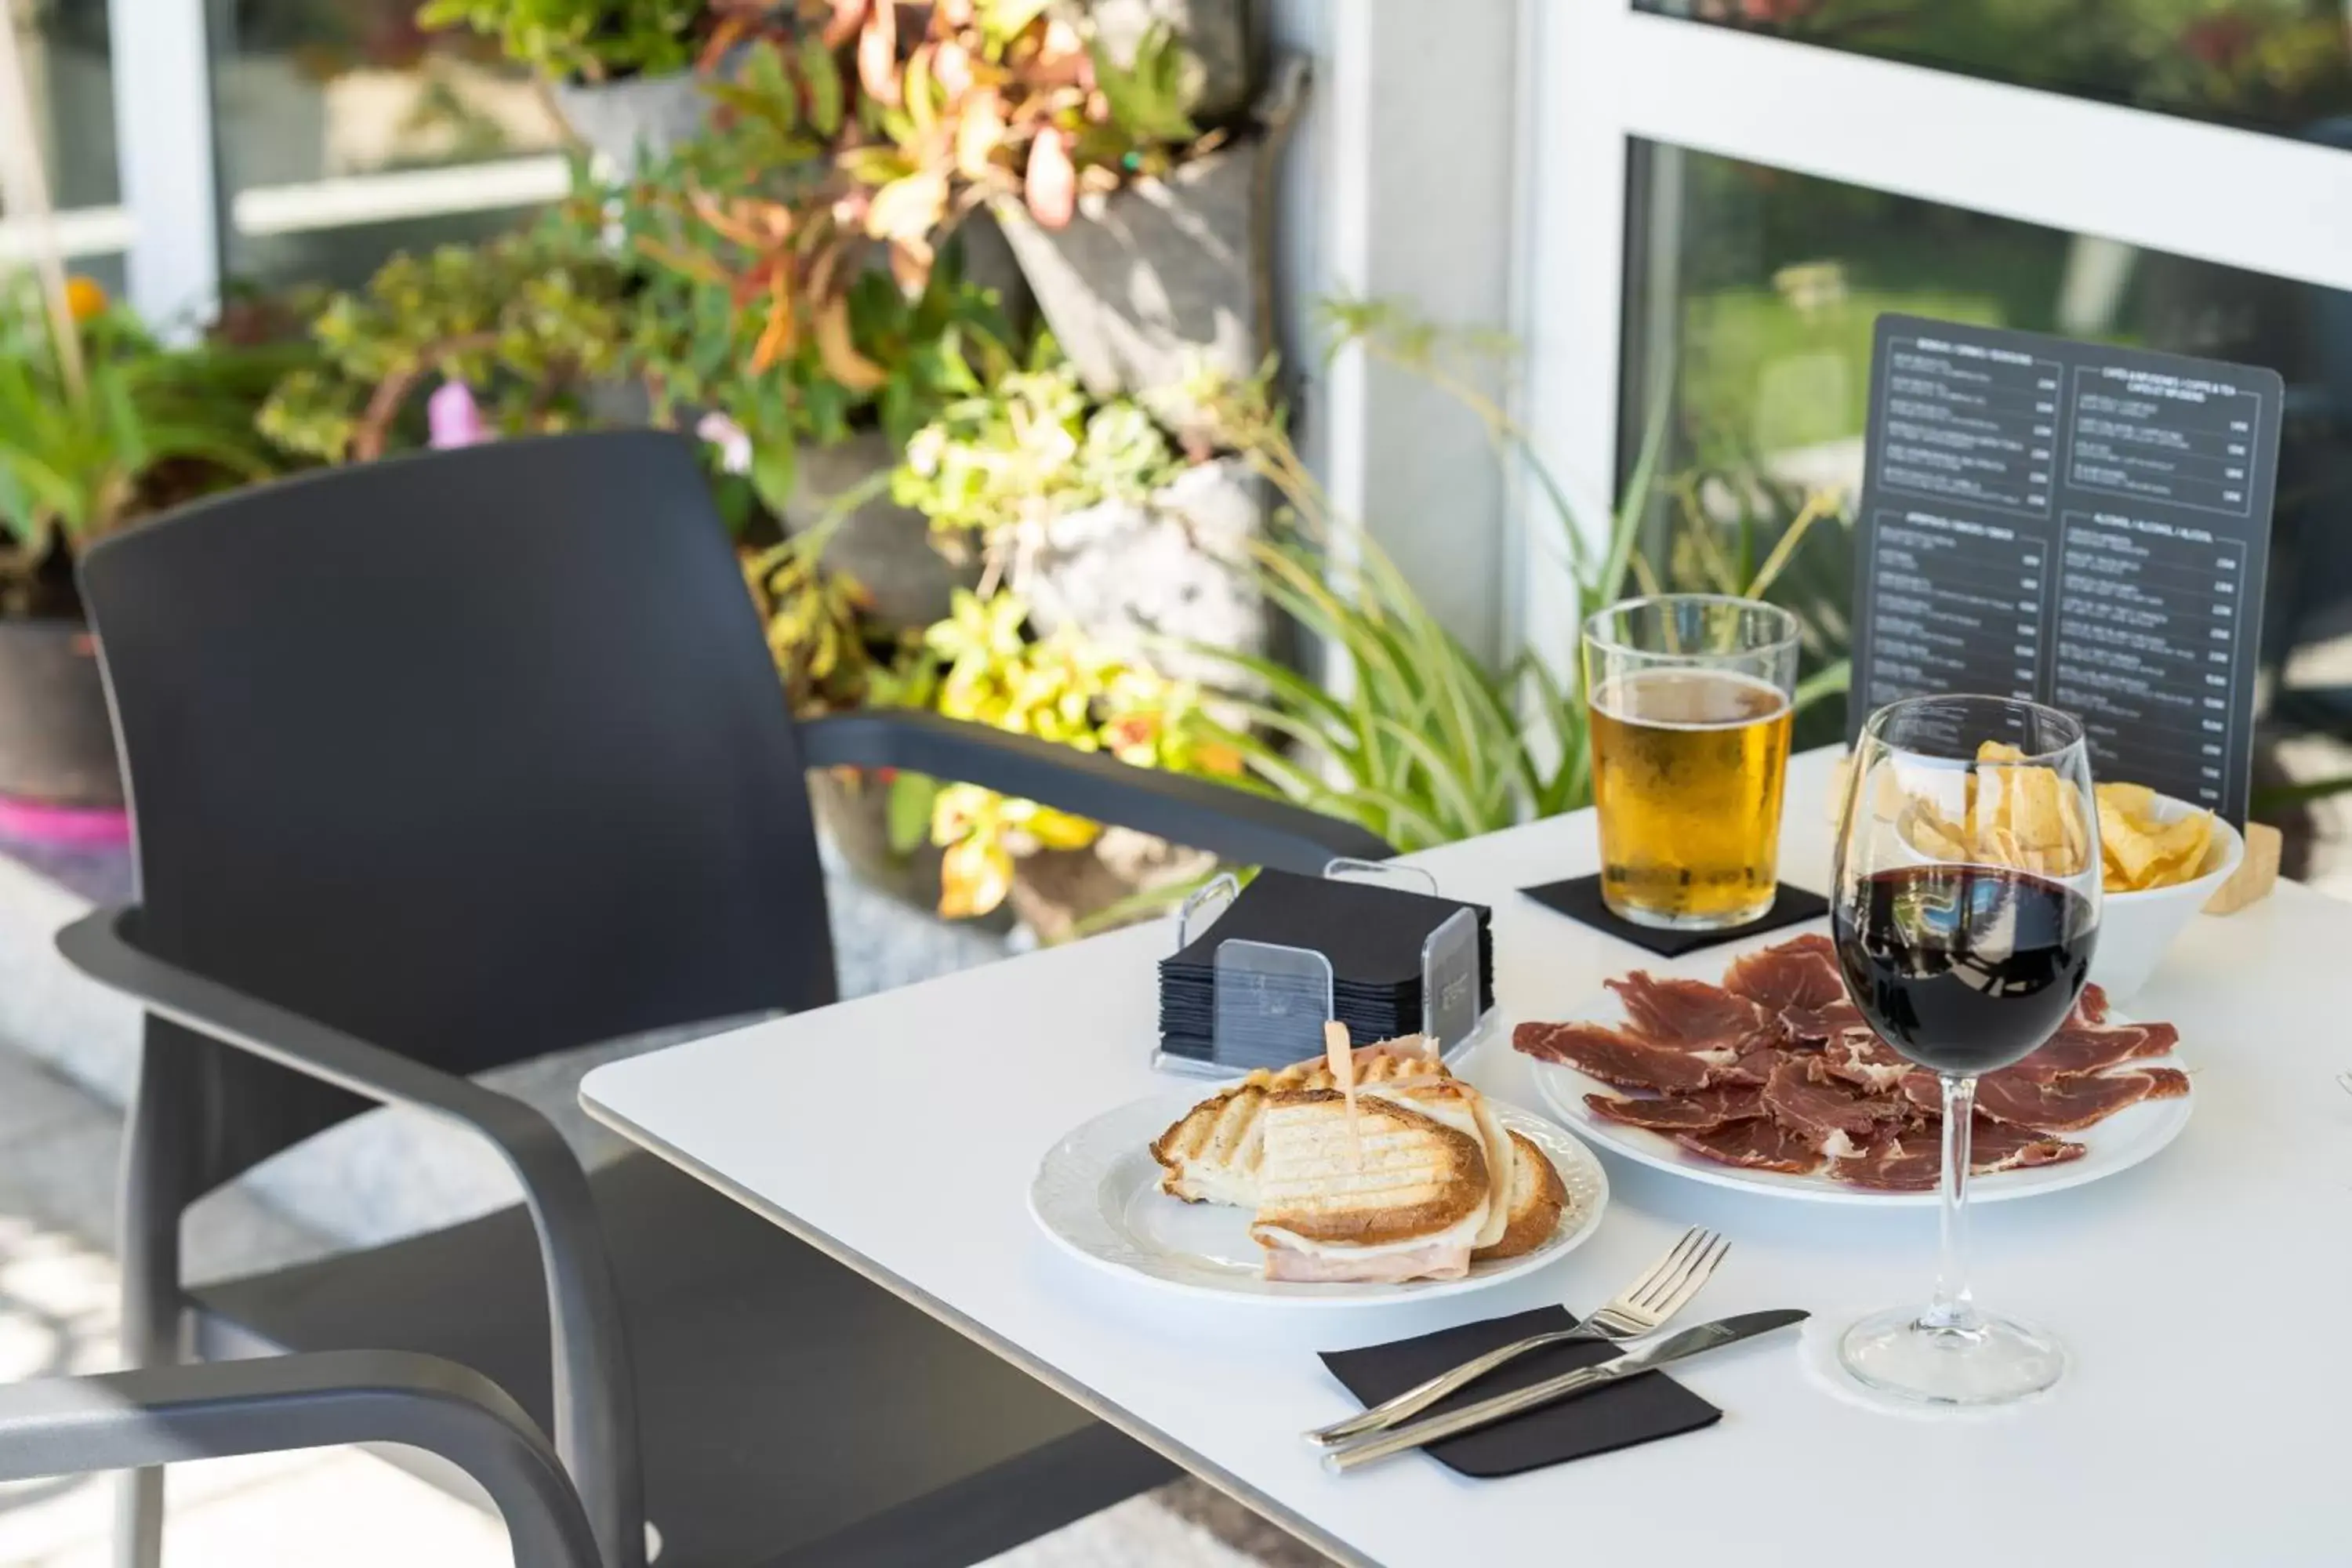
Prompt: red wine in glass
<box><xmin>1833</xmin><ymin>865</ymin><xmax>2096</xmax><ymax>1077</ymax></box>
<box><xmin>1832</xmin><ymin>691</ymin><xmax>2103</xmax><ymax>1407</ymax></box>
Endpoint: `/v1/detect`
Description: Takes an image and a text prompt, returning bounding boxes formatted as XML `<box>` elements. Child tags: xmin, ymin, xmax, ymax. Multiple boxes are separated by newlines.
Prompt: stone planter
<box><xmin>551</xmin><ymin>67</ymin><xmax>713</xmax><ymax>170</ymax></box>
<box><xmin>782</xmin><ymin>429</ymin><xmax>980</xmax><ymax>635</ymax></box>
<box><xmin>0</xmin><ymin>619</ymin><xmax>121</xmax><ymax>809</ymax></box>
<box><xmin>1007</xmin><ymin>456</ymin><xmax>1271</xmax><ymax>678</ymax></box>
<box><xmin>1081</xmin><ymin>0</ymin><xmax>1259</xmax><ymax>123</ymax></box>
<box><xmin>991</xmin><ymin>56</ymin><xmax>1305</xmax><ymax>428</ymax></box>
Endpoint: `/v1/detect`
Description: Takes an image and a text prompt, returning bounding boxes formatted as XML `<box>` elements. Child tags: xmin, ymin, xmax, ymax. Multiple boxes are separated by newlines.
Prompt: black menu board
<box><xmin>1850</xmin><ymin>314</ymin><xmax>2282</xmax><ymax>825</ymax></box>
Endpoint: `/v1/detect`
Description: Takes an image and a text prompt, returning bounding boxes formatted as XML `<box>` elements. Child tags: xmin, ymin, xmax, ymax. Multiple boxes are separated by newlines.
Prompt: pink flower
<box><xmin>697</xmin><ymin>411</ymin><xmax>753</xmax><ymax>474</ymax></box>
<box><xmin>426</xmin><ymin>379</ymin><xmax>489</xmax><ymax>449</ymax></box>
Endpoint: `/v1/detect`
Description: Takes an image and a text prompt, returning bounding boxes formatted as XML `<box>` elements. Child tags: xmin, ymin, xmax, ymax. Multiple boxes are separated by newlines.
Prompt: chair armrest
<box><xmin>55</xmin><ymin>907</ymin><xmax>644</xmax><ymax>1568</ymax></box>
<box><xmin>0</xmin><ymin>1351</ymin><xmax>602</xmax><ymax>1568</ymax></box>
<box><xmin>797</xmin><ymin>710</ymin><xmax>1394</xmax><ymax>871</ymax></box>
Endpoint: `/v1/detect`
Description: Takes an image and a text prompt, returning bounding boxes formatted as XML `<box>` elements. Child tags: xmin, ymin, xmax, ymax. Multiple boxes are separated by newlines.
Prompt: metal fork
<box><xmin>1302</xmin><ymin>1227</ymin><xmax>1730</xmax><ymax>1447</ymax></box>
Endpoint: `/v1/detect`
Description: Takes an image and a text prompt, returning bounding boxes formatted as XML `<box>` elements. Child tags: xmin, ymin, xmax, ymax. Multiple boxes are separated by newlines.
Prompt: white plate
<box><xmin>1029</xmin><ymin>1088</ymin><xmax>1609</xmax><ymax>1303</ymax></box>
<box><xmin>1523</xmin><ymin>922</ymin><xmax>2194</xmax><ymax>1207</ymax></box>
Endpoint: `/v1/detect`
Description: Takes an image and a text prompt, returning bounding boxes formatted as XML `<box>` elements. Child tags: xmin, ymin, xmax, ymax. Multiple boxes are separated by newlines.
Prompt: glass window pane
<box><xmin>1621</xmin><ymin>140</ymin><xmax>2352</xmax><ymax>741</ymax></box>
<box><xmin>1637</xmin><ymin>2</ymin><xmax>2352</xmax><ymax>146</ymax></box>
<box><xmin>10</xmin><ymin>0</ymin><xmax>121</xmax><ymax>211</ymax></box>
<box><xmin>209</xmin><ymin>0</ymin><xmax>565</xmax><ymax>285</ymax></box>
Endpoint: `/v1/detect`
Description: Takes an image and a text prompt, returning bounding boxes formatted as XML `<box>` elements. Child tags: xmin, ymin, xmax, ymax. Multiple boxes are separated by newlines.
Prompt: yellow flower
<box><xmin>64</xmin><ymin>276</ymin><xmax>108</xmax><ymax>323</ymax></box>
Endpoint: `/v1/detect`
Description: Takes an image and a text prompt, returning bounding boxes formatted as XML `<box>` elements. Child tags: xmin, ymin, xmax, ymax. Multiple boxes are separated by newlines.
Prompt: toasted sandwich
<box><xmin>1149</xmin><ymin>1040</ymin><xmax>1447</xmax><ymax>1207</ymax></box>
<box><xmin>1356</xmin><ymin>1078</ymin><xmax>1514</xmax><ymax>1251</ymax></box>
<box><xmin>1248</xmin><ymin>1088</ymin><xmax>1493</xmax><ymax>1283</ymax></box>
<box><xmin>1473</xmin><ymin>1131</ymin><xmax>1567</xmax><ymax>1261</ymax></box>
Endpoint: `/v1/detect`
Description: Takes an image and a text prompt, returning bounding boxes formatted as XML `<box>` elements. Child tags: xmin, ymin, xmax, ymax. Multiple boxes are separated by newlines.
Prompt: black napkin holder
<box><xmin>1156</xmin><ymin>866</ymin><xmax>1495</xmax><ymax>1077</ymax></box>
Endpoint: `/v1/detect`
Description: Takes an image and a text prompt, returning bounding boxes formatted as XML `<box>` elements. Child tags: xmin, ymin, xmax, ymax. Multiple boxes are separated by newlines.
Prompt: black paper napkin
<box><xmin>1518</xmin><ymin>875</ymin><xmax>1827</xmax><ymax>957</ymax></box>
<box><xmin>1319</xmin><ymin>1306</ymin><xmax>1720</xmax><ymax>1479</ymax></box>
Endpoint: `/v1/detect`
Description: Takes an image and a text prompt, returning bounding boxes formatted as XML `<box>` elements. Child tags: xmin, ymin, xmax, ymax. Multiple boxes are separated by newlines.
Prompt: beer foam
<box><xmin>1590</xmin><ymin>668</ymin><xmax>1791</xmax><ymax>730</ymax></box>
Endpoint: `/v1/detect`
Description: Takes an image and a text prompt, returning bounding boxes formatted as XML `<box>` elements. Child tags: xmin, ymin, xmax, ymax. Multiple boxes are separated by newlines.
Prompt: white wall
<box><xmin>1264</xmin><ymin>0</ymin><xmax>1525</xmax><ymax>666</ymax></box>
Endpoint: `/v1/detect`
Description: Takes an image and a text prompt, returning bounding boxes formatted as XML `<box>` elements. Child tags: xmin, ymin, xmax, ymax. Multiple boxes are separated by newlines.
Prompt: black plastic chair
<box><xmin>0</xmin><ymin>1354</ymin><xmax>604</xmax><ymax>1568</ymax></box>
<box><xmin>57</xmin><ymin>431</ymin><xmax>1389</xmax><ymax>1568</ymax></box>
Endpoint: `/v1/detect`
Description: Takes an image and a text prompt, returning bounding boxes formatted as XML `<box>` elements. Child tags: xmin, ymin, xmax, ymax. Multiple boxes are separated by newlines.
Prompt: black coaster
<box><xmin>1519</xmin><ymin>876</ymin><xmax>1828</xmax><ymax>958</ymax></box>
<box><xmin>1319</xmin><ymin>1306</ymin><xmax>1720</xmax><ymax>1479</ymax></box>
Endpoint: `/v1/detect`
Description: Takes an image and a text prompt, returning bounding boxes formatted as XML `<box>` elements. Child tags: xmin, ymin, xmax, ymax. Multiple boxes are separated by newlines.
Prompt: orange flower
<box><xmin>64</xmin><ymin>276</ymin><xmax>108</xmax><ymax>323</ymax></box>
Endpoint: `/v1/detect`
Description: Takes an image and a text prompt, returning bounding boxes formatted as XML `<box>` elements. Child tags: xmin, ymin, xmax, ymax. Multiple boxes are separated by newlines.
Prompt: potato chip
<box><xmin>2093</xmin><ymin>779</ymin><xmax>2213</xmax><ymax>892</ymax></box>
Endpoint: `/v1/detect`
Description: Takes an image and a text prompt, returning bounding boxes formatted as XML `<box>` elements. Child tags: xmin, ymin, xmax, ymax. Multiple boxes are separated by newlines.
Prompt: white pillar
<box><xmin>109</xmin><ymin>0</ymin><xmax>221</xmax><ymax>332</ymax></box>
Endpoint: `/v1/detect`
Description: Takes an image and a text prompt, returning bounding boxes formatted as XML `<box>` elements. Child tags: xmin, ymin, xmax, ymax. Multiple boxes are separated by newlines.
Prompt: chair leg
<box><xmin>114</xmin><ymin>1044</ymin><xmax>195</xmax><ymax>1568</ymax></box>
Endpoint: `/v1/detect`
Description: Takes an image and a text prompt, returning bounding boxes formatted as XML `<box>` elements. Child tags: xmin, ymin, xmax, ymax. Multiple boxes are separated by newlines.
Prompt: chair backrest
<box><xmin>81</xmin><ymin>431</ymin><xmax>837</xmax><ymax>1192</ymax></box>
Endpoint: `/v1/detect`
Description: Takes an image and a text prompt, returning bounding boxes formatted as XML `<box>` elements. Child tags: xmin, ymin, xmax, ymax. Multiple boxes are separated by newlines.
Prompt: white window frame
<box><xmin>7</xmin><ymin>0</ymin><xmax>565</xmax><ymax>330</ymax></box>
<box><xmin>1511</xmin><ymin>3</ymin><xmax>2352</xmax><ymax>671</ymax></box>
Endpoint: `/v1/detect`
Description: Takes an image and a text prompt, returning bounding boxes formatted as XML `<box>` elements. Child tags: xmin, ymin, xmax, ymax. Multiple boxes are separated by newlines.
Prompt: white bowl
<box><xmin>2090</xmin><ymin>796</ymin><xmax>2244</xmax><ymax>1004</ymax></box>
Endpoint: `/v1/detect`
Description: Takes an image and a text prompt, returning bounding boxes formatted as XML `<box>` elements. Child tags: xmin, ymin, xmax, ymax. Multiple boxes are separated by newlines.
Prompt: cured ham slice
<box><xmin>1671</xmin><ymin>1118</ymin><xmax>1824</xmax><ymax>1174</ymax></box>
<box><xmin>1520</xmin><ymin>954</ymin><xmax>2187</xmax><ymax>1192</ymax></box>
<box><xmin>1780</xmin><ymin>997</ymin><xmax>1864</xmax><ymax>1045</ymax></box>
<box><xmin>1762</xmin><ymin>1056</ymin><xmax>1908</xmax><ymax>1144</ymax></box>
<box><xmin>1606</xmin><ymin>973</ymin><xmax>1785</xmax><ymax>1052</ymax></box>
<box><xmin>1583</xmin><ymin>1084</ymin><xmax>1765</xmax><ymax>1131</ymax></box>
<box><xmin>1722</xmin><ymin>933</ymin><xmax>1848</xmax><ymax>1014</ymax></box>
<box><xmin>1512</xmin><ymin>1021</ymin><xmax>1724</xmax><ymax>1094</ymax></box>
<box><xmin>1968</xmin><ymin>1067</ymin><xmax>2190</xmax><ymax>1133</ymax></box>
<box><xmin>1830</xmin><ymin>1119</ymin><xmax>2088</xmax><ymax>1190</ymax></box>
<box><xmin>2009</xmin><ymin>1021</ymin><xmax>2181</xmax><ymax>1082</ymax></box>
<box><xmin>1817</xmin><ymin>1027</ymin><xmax>1915</xmax><ymax>1093</ymax></box>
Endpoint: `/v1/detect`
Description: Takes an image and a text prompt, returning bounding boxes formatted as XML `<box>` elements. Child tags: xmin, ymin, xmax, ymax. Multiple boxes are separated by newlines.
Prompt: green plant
<box><xmin>416</xmin><ymin>0</ymin><xmax>713</xmax><ymax>81</ymax></box>
<box><xmin>622</xmin><ymin>6</ymin><xmax>1201</xmax><ymax>406</ymax></box>
<box><xmin>1181</xmin><ymin>301</ymin><xmax>1851</xmax><ymax>853</ymax></box>
<box><xmin>1181</xmin><ymin>363</ymin><xmax>1573</xmax><ymax>851</ymax></box>
<box><xmin>891</xmin><ymin>337</ymin><xmax>1182</xmax><ymax>545</ymax></box>
<box><xmin>877</xmin><ymin>587</ymin><xmax>1241</xmax><ymax>917</ymax></box>
<box><xmin>258</xmin><ymin>216</ymin><xmax>635</xmax><ymax>463</ymax></box>
<box><xmin>591</xmin><ymin>136</ymin><xmax>1018</xmax><ymax>510</ymax></box>
<box><xmin>0</xmin><ymin>275</ymin><xmax>300</xmax><ymax>616</ymax></box>
<box><xmin>742</xmin><ymin>510</ymin><xmax>906</xmax><ymax>715</ymax></box>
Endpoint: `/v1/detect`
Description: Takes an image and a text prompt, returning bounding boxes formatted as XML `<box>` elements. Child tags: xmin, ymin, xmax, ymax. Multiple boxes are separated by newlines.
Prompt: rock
<box><xmin>783</xmin><ymin>429</ymin><xmax>979</xmax><ymax>633</ymax></box>
<box><xmin>1009</xmin><ymin>456</ymin><xmax>1270</xmax><ymax>683</ymax></box>
<box><xmin>1078</xmin><ymin>0</ymin><xmax>1258</xmax><ymax>123</ymax></box>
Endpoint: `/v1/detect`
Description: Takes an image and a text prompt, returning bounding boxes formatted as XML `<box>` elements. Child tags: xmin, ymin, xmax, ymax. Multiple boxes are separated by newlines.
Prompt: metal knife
<box><xmin>1322</xmin><ymin>1308</ymin><xmax>1808</xmax><ymax>1473</ymax></box>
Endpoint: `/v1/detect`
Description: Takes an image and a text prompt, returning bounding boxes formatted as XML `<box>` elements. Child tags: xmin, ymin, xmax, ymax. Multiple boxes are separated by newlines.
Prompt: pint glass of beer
<box><xmin>1583</xmin><ymin>594</ymin><xmax>1800</xmax><ymax>931</ymax></box>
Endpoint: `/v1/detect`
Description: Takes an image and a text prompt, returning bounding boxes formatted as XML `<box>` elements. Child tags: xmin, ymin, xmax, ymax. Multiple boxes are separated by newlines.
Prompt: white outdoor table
<box><xmin>581</xmin><ymin>746</ymin><xmax>2352</xmax><ymax>1566</ymax></box>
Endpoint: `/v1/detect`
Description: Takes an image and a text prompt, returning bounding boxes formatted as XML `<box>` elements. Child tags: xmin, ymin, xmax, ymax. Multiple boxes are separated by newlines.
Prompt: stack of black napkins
<box><xmin>1158</xmin><ymin>869</ymin><xmax>1495</xmax><ymax>1071</ymax></box>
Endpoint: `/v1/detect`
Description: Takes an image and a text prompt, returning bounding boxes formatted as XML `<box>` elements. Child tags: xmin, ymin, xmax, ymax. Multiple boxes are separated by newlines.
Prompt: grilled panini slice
<box><xmin>1472</xmin><ymin>1131</ymin><xmax>1569</xmax><ymax>1261</ymax></box>
<box><xmin>1149</xmin><ymin>1082</ymin><xmax>1270</xmax><ymax>1207</ymax></box>
<box><xmin>1148</xmin><ymin>1041</ymin><xmax>1447</xmax><ymax>1208</ymax></box>
<box><xmin>1359</xmin><ymin>1079</ymin><xmax>1513</xmax><ymax>1250</ymax></box>
<box><xmin>1249</xmin><ymin>1089</ymin><xmax>1493</xmax><ymax>1283</ymax></box>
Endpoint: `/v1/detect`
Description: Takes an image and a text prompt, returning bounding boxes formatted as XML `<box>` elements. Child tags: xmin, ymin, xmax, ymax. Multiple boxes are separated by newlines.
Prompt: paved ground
<box><xmin>0</xmin><ymin>1048</ymin><xmax>1326</xmax><ymax>1568</ymax></box>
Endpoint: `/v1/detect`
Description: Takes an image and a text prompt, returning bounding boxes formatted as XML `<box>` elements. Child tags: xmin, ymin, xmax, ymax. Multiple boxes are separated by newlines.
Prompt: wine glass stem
<box><xmin>1924</xmin><ymin>1073</ymin><xmax>1980</xmax><ymax>1334</ymax></box>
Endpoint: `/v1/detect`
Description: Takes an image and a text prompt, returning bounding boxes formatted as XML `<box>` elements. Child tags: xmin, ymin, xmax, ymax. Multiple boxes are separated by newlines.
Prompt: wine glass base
<box><xmin>1838</xmin><ymin>1306</ymin><xmax>2065</xmax><ymax>1407</ymax></box>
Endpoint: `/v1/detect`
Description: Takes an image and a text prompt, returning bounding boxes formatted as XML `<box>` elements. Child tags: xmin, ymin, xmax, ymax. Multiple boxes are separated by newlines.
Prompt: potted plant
<box><xmin>416</xmin><ymin>0</ymin><xmax>747</xmax><ymax>165</ymax></box>
<box><xmin>891</xmin><ymin>336</ymin><xmax>1271</xmax><ymax>673</ymax></box>
<box><xmin>0</xmin><ymin>274</ymin><xmax>306</xmax><ymax>823</ymax></box>
<box><xmin>257</xmin><ymin>217</ymin><xmax>638</xmax><ymax>463</ymax></box>
<box><xmin>589</xmin><ymin>99</ymin><xmax>1026</xmax><ymax>631</ymax></box>
<box><xmin>866</xmin><ymin>586</ymin><xmax>1242</xmax><ymax>932</ymax></box>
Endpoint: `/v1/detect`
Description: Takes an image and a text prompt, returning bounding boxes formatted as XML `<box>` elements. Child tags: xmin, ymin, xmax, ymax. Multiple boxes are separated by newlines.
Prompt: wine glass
<box><xmin>1831</xmin><ymin>695</ymin><xmax>2101</xmax><ymax>1406</ymax></box>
